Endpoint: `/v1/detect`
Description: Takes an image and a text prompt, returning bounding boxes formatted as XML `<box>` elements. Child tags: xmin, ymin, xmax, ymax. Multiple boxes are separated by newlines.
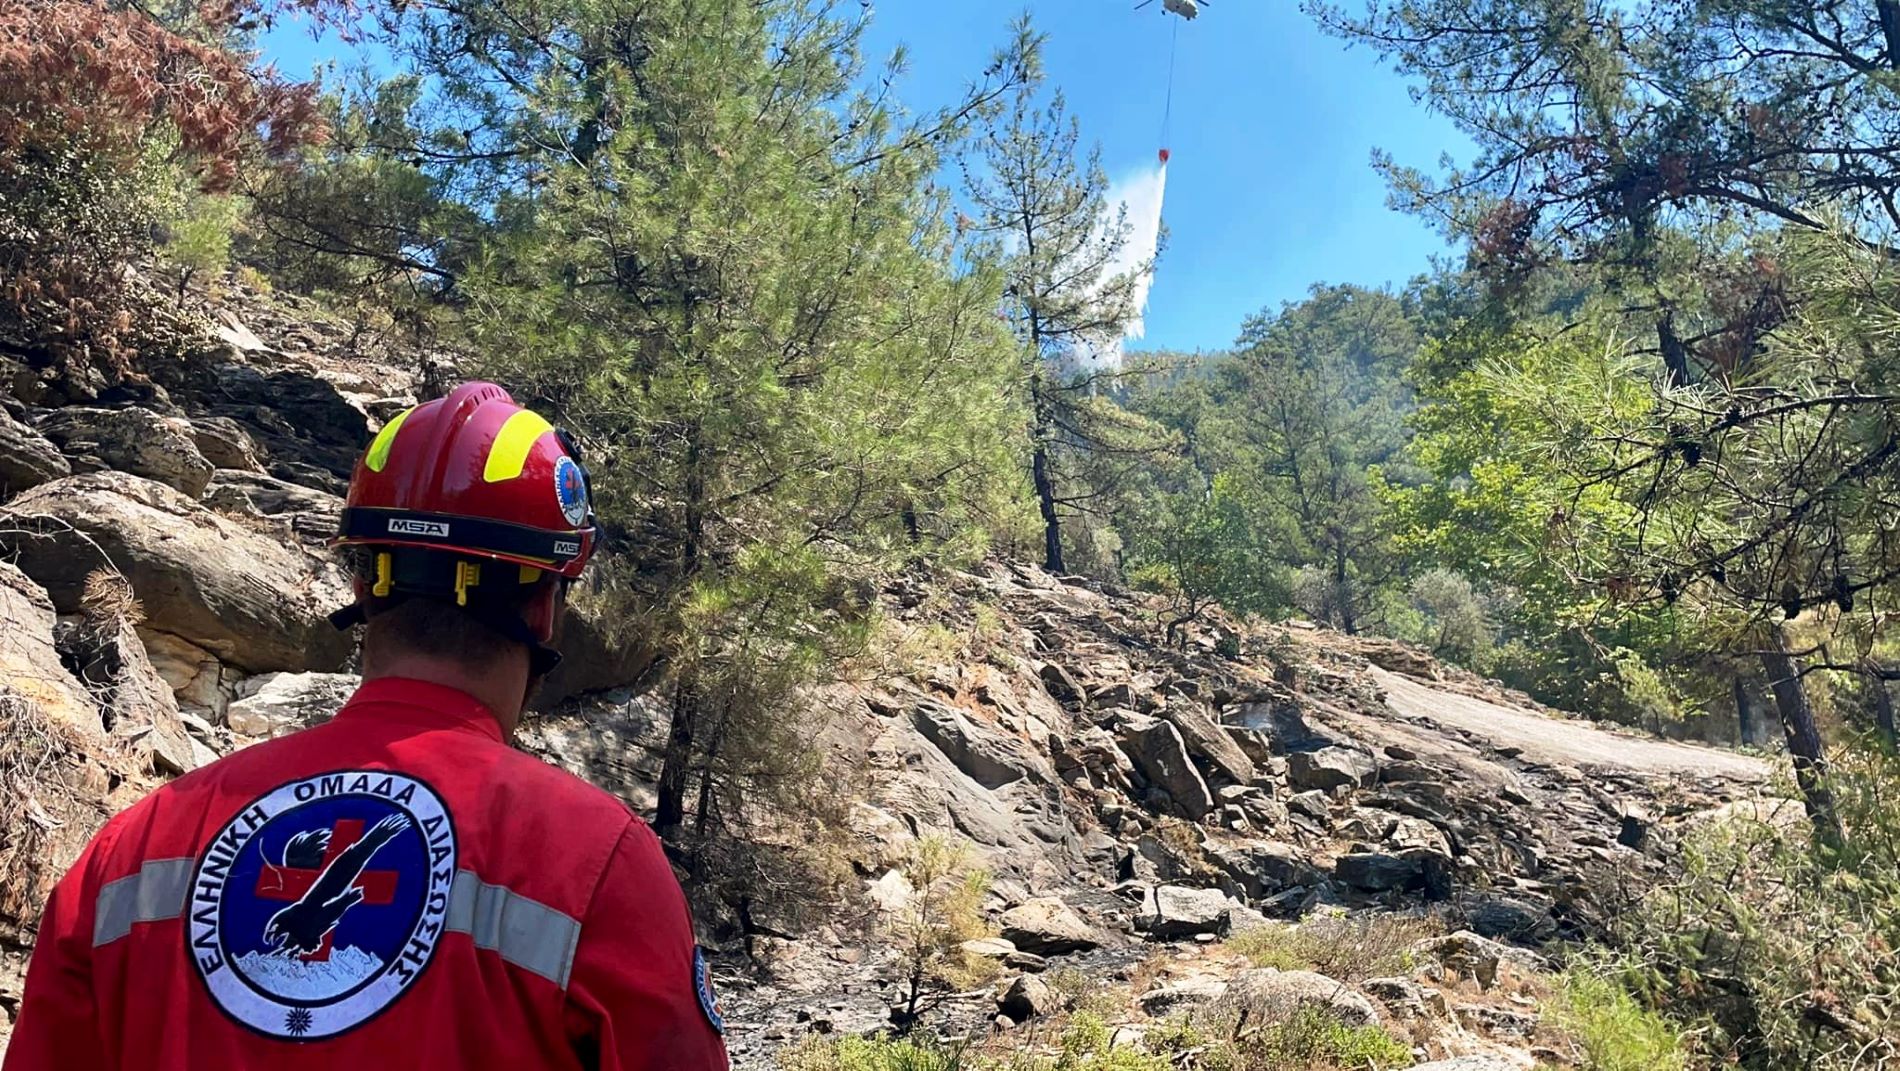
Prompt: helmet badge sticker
<box><xmin>553</xmin><ymin>455</ymin><xmax>589</xmax><ymax>527</ymax></box>
<box><xmin>693</xmin><ymin>945</ymin><xmax>725</xmax><ymax>1035</ymax></box>
<box><xmin>186</xmin><ymin>771</ymin><xmax>457</xmax><ymax>1041</ymax></box>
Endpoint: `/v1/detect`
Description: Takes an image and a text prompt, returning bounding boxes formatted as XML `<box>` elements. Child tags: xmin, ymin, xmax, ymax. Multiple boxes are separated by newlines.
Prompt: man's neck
<box><xmin>360</xmin><ymin>655</ymin><xmax>529</xmax><ymax>738</ymax></box>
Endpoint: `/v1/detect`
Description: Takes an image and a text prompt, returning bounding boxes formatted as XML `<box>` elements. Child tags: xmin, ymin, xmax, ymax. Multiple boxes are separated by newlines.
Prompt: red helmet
<box><xmin>334</xmin><ymin>382</ymin><xmax>596</xmax><ymax>578</ymax></box>
<box><xmin>330</xmin><ymin>384</ymin><xmax>596</xmax><ymax>672</ymax></box>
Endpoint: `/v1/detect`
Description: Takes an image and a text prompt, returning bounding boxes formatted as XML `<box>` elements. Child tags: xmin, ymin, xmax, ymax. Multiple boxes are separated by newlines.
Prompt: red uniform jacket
<box><xmin>3</xmin><ymin>678</ymin><xmax>729</xmax><ymax>1071</ymax></box>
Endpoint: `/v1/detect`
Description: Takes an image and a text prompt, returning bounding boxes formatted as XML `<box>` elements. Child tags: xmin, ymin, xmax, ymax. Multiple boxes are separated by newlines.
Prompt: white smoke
<box><xmin>1069</xmin><ymin>158</ymin><xmax>1168</xmax><ymax>371</ymax></box>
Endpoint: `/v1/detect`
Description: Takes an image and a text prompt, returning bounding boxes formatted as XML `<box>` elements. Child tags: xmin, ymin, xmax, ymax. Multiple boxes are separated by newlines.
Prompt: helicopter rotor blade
<box><xmin>1133</xmin><ymin>0</ymin><xmax>1156</xmax><ymax>9</ymax></box>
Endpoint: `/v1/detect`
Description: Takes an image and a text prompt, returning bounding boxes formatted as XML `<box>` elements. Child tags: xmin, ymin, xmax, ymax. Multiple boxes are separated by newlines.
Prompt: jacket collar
<box><xmin>332</xmin><ymin>677</ymin><xmax>507</xmax><ymax>743</ymax></box>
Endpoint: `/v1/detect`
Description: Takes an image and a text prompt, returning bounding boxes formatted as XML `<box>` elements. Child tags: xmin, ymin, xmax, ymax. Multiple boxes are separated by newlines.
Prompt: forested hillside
<box><xmin>6</xmin><ymin>0</ymin><xmax>1900</xmax><ymax>1067</ymax></box>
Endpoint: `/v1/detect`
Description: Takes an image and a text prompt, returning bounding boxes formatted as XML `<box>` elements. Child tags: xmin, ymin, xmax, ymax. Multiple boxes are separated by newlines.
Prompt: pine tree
<box><xmin>963</xmin><ymin>44</ymin><xmax>1150</xmax><ymax>574</ymax></box>
<box><xmin>367</xmin><ymin>0</ymin><xmax>1036</xmax><ymax>870</ymax></box>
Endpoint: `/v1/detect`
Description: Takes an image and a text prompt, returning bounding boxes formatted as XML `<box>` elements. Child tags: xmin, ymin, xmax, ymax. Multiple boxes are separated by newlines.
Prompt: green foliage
<box><xmin>1232</xmin><ymin>1007</ymin><xmax>1411</xmax><ymax>1070</ymax></box>
<box><xmin>160</xmin><ymin>187</ymin><xmax>240</xmax><ymax>302</ymax></box>
<box><xmin>1400</xmin><ymin>567</ymin><xmax>1492</xmax><ymax>665</ymax></box>
<box><xmin>340</xmin><ymin>0</ymin><xmax>1041</xmax><ymax>884</ymax></box>
<box><xmin>1614</xmin><ymin>748</ymin><xmax>1900</xmax><ymax>1068</ymax></box>
<box><xmin>891</xmin><ymin>837</ymin><xmax>996</xmax><ymax>1024</ymax></box>
<box><xmin>962</xmin><ymin>53</ymin><xmax>1171</xmax><ymax>575</ymax></box>
<box><xmin>1121</xmin><ymin>283</ymin><xmax>1425</xmax><ymax>632</ymax></box>
<box><xmin>778</xmin><ymin>1034</ymin><xmax>973</xmax><ymax>1071</ymax></box>
<box><xmin>1552</xmin><ymin>966</ymin><xmax>1690</xmax><ymax>1071</ymax></box>
<box><xmin>1124</xmin><ymin>472</ymin><xmax>1289</xmax><ymax>639</ymax></box>
<box><xmin>1227</xmin><ymin>913</ymin><xmax>1438</xmax><ymax>982</ymax></box>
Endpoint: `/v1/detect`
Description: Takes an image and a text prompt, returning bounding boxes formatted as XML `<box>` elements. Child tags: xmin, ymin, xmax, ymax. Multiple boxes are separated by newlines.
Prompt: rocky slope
<box><xmin>0</xmin><ymin>278</ymin><xmax>1784</xmax><ymax>1067</ymax></box>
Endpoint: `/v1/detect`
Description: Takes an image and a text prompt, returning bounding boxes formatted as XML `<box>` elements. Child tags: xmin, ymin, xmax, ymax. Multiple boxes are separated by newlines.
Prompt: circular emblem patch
<box><xmin>186</xmin><ymin>771</ymin><xmax>457</xmax><ymax>1041</ymax></box>
<box><xmin>693</xmin><ymin>945</ymin><xmax>725</xmax><ymax>1035</ymax></box>
<box><xmin>553</xmin><ymin>455</ymin><xmax>590</xmax><ymax>528</ymax></box>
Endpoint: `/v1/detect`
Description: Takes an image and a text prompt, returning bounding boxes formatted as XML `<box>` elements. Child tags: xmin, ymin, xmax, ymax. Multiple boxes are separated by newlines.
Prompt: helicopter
<box><xmin>1135</xmin><ymin>0</ymin><xmax>1204</xmax><ymax>19</ymax></box>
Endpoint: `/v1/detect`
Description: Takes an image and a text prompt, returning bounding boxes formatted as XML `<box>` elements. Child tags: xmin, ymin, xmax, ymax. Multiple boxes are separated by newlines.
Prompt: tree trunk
<box><xmin>1658</xmin><ymin>309</ymin><xmax>1691</xmax><ymax>387</ymax></box>
<box><xmin>653</xmin><ymin>672</ymin><xmax>698</xmax><ymax>844</ymax></box>
<box><xmin>1732</xmin><ymin>673</ymin><xmax>1756</xmax><ymax>746</ymax></box>
<box><xmin>1031</xmin><ymin>436</ymin><xmax>1064</xmax><ymax>574</ymax></box>
<box><xmin>1332</xmin><ymin>534</ymin><xmax>1356</xmax><ymax>635</ymax></box>
<box><xmin>654</xmin><ymin>420</ymin><xmax>707</xmax><ymax>846</ymax></box>
<box><xmin>1758</xmin><ymin>626</ymin><xmax>1841</xmax><ymax>846</ymax></box>
<box><xmin>1879</xmin><ymin>0</ymin><xmax>1900</xmax><ymax>69</ymax></box>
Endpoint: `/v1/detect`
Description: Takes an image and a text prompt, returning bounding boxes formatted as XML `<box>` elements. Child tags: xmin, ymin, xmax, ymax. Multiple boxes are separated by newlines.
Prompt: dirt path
<box><xmin>1370</xmin><ymin>668</ymin><xmax>1769</xmax><ymax>781</ymax></box>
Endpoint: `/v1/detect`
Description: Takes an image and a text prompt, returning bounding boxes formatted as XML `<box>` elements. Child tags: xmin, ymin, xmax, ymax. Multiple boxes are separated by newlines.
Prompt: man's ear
<box><xmin>525</xmin><ymin>581</ymin><xmax>564</xmax><ymax>644</ymax></box>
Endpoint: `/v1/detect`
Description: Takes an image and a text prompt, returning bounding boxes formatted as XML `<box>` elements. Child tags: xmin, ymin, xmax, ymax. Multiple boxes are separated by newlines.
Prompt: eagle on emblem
<box><xmin>263</xmin><ymin>814</ymin><xmax>411</xmax><ymax>956</ymax></box>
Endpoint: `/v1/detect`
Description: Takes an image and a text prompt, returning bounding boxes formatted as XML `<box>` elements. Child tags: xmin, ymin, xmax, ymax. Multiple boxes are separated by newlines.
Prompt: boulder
<box><xmin>1037</xmin><ymin>661</ymin><xmax>1084</xmax><ymax>703</ymax></box>
<box><xmin>0</xmin><ymin>472</ymin><xmax>353</xmax><ymax>673</ymax></box>
<box><xmin>1051</xmin><ymin>725</ymin><xmax>1136</xmax><ymax>796</ymax></box>
<box><xmin>998</xmin><ymin>974</ymin><xmax>1054</xmax><ymax>1022</ymax></box>
<box><xmin>1287</xmin><ymin>790</ymin><xmax>1333</xmax><ymax>822</ymax></box>
<box><xmin>227</xmin><ymin>671</ymin><xmax>360</xmax><ymax>738</ymax></box>
<box><xmin>1360</xmin><ymin>976</ymin><xmax>1440</xmax><ymax>1019</ymax></box>
<box><xmin>1286</xmin><ymin>746</ymin><xmax>1378</xmax><ymax>791</ymax></box>
<box><xmin>169</xmin><ymin>362</ymin><xmax>371</xmax><ymax>482</ymax></box>
<box><xmin>865</xmin><ymin>869</ymin><xmax>914</xmax><ymax>915</ymax></box>
<box><xmin>1357</xmin><ymin>637</ymin><xmax>1441</xmax><ymax>679</ymax></box>
<box><xmin>1216</xmin><ymin>968</ymin><xmax>1380</xmax><ymax>1028</ymax></box>
<box><xmin>998</xmin><ymin>897</ymin><xmax>1099</xmax><ymax>955</ymax></box>
<box><xmin>0</xmin><ymin>409</ymin><xmax>70</xmax><ymax>501</ymax></box>
<box><xmin>1405</xmin><ymin>1059</ymin><xmax>1523</xmax><ymax>1071</ymax></box>
<box><xmin>36</xmin><ymin>406</ymin><xmax>215</xmax><ymax>497</ymax></box>
<box><xmin>1136</xmin><ymin>885</ymin><xmax>1231</xmax><ymax>940</ymax></box>
<box><xmin>1335</xmin><ymin>851</ymin><xmax>1426</xmax><ymax>892</ymax></box>
<box><xmin>1209</xmin><ymin>841</ymin><xmax>1319</xmax><ymax>899</ymax></box>
<box><xmin>62</xmin><ymin>611</ymin><xmax>197</xmax><ymax>775</ymax></box>
<box><xmin>1411</xmin><ymin>931</ymin><xmax>1548</xmax><ymax>991</ymax></box>
<box><xmin>1115</xmin><ymin>712</ymin><xmax>1216</xmax><ymax>819</ymax></box>
<box><xmin>911</xmin><ymin>701</ymin><xmax>1043</xmax><ymax>789</ymax></box>
<box><xmin>203</xmin><ymin>470</ymin><xmax>342</xmax><ymax>519</ymax></box>
<box><xmin>1138</xmin><ymin>976</ymin><xmax>1230</xmax><ymax>1015</ymax></box>
<box><xmin>139</xmin><ymin>630</ymin><xmax>231</xmax><ymax>718</ymax></box>
<box><xmin>1160</xmin><ymin>702</ymin><xmax>1256</xmax><ymax>785</ymax></box>
<box><xmin>1464</xmin><ymin>896</ymin><xmax>1553</xmax><ymax>942</ymax></box>
<box><xmin>961</xmin><ymin>937</ymin><xmax>1019</xmax><ymax>961</ymax></box>
<box><xmin>1388</xmin><ymin>816</ymin><xmax>1453</xmax><ymax>858</ymax></box>
<box><xmin>0</xmin><ymin>562</ymin><xmax>99</xmax><ymax>733</ymax></box>
<box><xmin>188</xmin><ymin>416</ymin><xmax>265</xmax><ymax>472</ymax></box>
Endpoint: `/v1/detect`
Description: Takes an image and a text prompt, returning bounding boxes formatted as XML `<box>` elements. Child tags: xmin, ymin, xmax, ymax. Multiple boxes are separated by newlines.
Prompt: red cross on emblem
<box><xmin>254</xmin><ymin>818</ymin><xmax>400</xmax><ymax>962</ymax></box>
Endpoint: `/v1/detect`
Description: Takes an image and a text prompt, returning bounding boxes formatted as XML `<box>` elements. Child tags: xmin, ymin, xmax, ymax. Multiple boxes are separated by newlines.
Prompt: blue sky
<box><xmin>261</xmin><ymin>2</ymin><xmax>1472</xmax><ymax>354</ymax></box>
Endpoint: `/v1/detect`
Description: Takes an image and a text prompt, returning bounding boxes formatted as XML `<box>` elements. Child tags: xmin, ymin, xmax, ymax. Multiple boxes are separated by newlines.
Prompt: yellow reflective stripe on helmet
<box><xmin>364</xmin><ymin>406</ymin><xmax>416</xmax><ymax>473</ymax></box>
<box><xmin>483</xmin><ymin>410</ymin><xmax>556</xmax><ymax>483</ymax></box>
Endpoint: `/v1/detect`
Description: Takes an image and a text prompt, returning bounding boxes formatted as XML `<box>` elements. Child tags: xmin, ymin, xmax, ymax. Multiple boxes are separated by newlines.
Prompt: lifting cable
<box><xmin>1160</xmin><ymin>14</ymin><xmax>1179</xmax><ymax>151</ymax></box>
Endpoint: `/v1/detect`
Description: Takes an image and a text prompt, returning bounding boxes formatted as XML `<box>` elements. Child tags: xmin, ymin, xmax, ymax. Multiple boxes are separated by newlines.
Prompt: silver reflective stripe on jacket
<box><xmin>444</xmin><ymin>871</ymin><xmax>582</xmax><ymax>988</ymax></box>
<box><xmin>92</xmin><ymin>858</ymin><xmax>195</xmax><ymax>946</ymax></box>
<box><xmin>92</xmin><ymin>860</ymin><xmax>581</xmax><ymax>986</ymax></box>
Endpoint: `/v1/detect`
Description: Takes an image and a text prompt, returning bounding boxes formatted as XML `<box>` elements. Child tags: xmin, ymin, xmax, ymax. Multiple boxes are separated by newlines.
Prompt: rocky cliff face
<box><xmin>0</xmin><ymin>280</ymin><xmax>1782</xmax><ymax>1067</ymax></box>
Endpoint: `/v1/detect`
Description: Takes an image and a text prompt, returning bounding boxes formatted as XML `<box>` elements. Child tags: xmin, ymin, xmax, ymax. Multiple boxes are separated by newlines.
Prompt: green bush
<box><xmin>778</xmin><ymin>1034</ymin><xmax>972</xmax><ymax>1071</ymax></box>
<box><xmin>1552</xmin><ymin>967</ymin><xmax>1689</xmax><ymax>1071</ymax></box>
<box><xmin>1227</xmin><ymin>913</ymin><xmax>1438</xmax><ymax>982</ymax></box>
<box><xmin>1232</xmin><ymin>1007</ymin><xmax>1412</xmax><ymax>1070</ymax></box>
<box><xmin>1611</xmin><ymin>746</ymin><xmax>1900</xmax><ymax>1069</ymax></box>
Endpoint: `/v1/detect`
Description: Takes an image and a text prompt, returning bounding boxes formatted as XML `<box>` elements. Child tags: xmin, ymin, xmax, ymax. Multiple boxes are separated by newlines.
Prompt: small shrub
<box><xmin>1226</xmin><ymin>925</ymin><xmax>1308</xmax><ymax>971</ymax></box>
<box><xmin>890</xmin><ymin>836</ymin><xmax>995</xmax><ymax>1027</ymax></box>
<box><xmin>1611</xmin><ymin>746</ymin><xmax>1900</xmax><ymax>1069</ymax></box>
<box><xmin>1228</xmin><ymin>913</ymin><xmax>1439</xmax><ymax>982</ymax></box>
<box><xmin>777</xmin><ymin>1034</ymin><xmax>971</xmax><ymax>1071</ymax></box>
<box><xmin>1551</xmin><ymin>967</ymin><xmax>1688</xmax><ymax>1071</ymax></box>
<box><xmin>1233</xmin><ymin>1006</ymin><xmax>1411</xmax><ymax>1070</ymax></box>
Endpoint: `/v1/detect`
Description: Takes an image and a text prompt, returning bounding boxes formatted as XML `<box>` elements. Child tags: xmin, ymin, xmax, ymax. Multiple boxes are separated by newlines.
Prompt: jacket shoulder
<box><xmin>490</xmin><ymin>744</ymin><xmax>637</xmax><ymax>824</ymax></box>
